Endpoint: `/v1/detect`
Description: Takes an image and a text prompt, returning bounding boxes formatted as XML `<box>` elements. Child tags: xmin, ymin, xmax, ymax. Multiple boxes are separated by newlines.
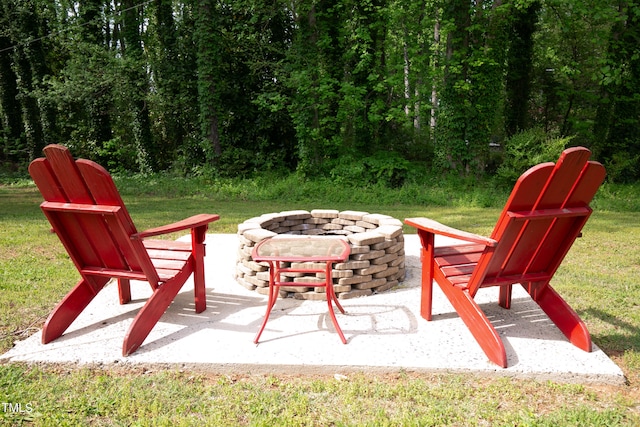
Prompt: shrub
<box><xmin>605</xmin><ymin>152</ymin><xmax>640</xmax><ymax>183</ymax></box>
<box><xmin>496</xmin><ymin>128</ymin><xmax>571</xmax><ymax>186</ymax></box>
<box><xmin>329</xmin><ymin>152</ymin><xmax>410</xmax><ymax>188</ymax></box>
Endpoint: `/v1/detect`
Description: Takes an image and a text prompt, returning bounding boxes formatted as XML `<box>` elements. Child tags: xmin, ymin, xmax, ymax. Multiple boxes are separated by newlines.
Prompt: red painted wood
<box><xmin>30</xmin><ymin>144</ymin><xmax>219</xmax><ymax>355</ymax></box>
<box><xmin>433</xmin><ymin>264</ymin><xmax>507</xmax><ymax>368</ymax></box>
<box><xmin>123</xmin><ymin>265</ymin><xmax>193</xmax><ymax>356</ymax></box>
<box><xmin>28</xmin><ymin>158</ymin><xmax>67</xmax><ymax>202</ymax></box>
<box><xmin>436</xmin><ymin>251</ymin><xmax>483</xmax><ymax>267</ymax></box>
<box><xmin>527</xmin><ymin>282</ymin><xmax>591</xmax><ymax>351</ymax></box>
<box><xmin>41</xmin><ymin>144</ymin><xmax>94</xmax><ymax>203</ymax></box>
<box><xmin>134</xmin><ymin>213</ymin><xmax>219</xmax><ymax>239</ymax></box>
<box><xmin>191</xmin><ymin>225</ymin><xmax>208</xmax><ymax>313</ymax></box>
<box><xmin>404</xmin><ymin>147</ymin><xmax>604</xmax><ymax>367</ymax></box>
<box><xmin>418</xmin><ymin>232</ymin><xmax>435</xmax><ymax>320</ymax></box>
<box><xmin>118</xmin><ymin>279</ymin><xmax>132</xmax><ymax>305</ymax></box>
<box><xmin>434</xmin><ymin>244</ymin><xmax>487</xmax><ymax>257</ymax></box>
<box><xmin>42</xmin><ymin>277</ymin><xmax>110</xmax><ymax>344</ymax></box>
<box><xmin>404</xmin><ymin>217</ymin><xmax>497</xmax><ymax>246</ymax></box>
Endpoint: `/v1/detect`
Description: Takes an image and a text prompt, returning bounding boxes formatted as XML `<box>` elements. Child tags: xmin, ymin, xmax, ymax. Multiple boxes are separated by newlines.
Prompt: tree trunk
<box><xmin>505</xmin><ymin>1</ymin><xmax>541</xmax><ymax>137</ymax></box>
<box><xmin>80</xmin><ymin>0</ymin><xmax>113</xmax><ymax>153</ymax></box>
<box><xmin>121</xmin><ymin>0</ymin><xmax>154</xmax><ymax>172</ymax></box>
<box><xmin>195</xmin><ymin>0</ymin><xmax>222</xmax><ymax>160</ymax></box>
<box><xmin>0</xmin><ymin>35</ymin><xmax>24</xmax><ymax>163</ymax></box>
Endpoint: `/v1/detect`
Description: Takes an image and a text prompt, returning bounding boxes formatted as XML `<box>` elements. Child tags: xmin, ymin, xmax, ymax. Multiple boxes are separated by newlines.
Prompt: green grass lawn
<box><xmin>1</xmin><ymin>175</ymin><xmax>640</xmax><ymax>425</ymax></box>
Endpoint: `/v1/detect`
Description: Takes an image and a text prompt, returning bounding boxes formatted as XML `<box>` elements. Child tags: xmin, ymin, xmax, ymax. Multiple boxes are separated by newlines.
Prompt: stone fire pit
<box><xmin>235</xmin><ymin>210</ymin><xmax>405</xmax><ymax>300</ymax></box>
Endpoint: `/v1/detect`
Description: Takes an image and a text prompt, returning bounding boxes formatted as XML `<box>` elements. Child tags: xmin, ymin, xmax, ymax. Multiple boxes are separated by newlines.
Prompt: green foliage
<box><xmin>603</xmin><ymin>152</ymin><xmax>640</xmax><ymax>185</ymax></box>
<box><xmin>435</xmin><ymin>0</ymin><xmax>509</xmax><ymax>176</ymax></box>
<box><xmin>0</xmin><ymin>0</ymin><xmax>638</xmax><ymax>184</ymax></box>
<box><xmin>193</xmin><ymin>0</ymin><xmax>296</xmax><ymax>175</ymax></box>
<box><xmin>505</xmin><ymin>1</ymin><xmax>540</xmax><ymax>137</ymax></box>
<box><xmin>496</xmin><ymin>127</ymin><xmax>570</xmax><ymax>186</ymax></box>
<box><xmin>589</xmin><ymin>0</ymin><xmax>640</xmax><ymax>183</ymax></box>
<box><xmin>93</xmin><ymin>137</ymin><xmax>139</xmax><ymax>173</ymax></box>
<box><xmin>532</xmin><ymin>0</ymin><xmax>613</xmax><ymax>140</ymax></box>
<box><xmin>329</xmin><ymin>152</ymin><xmax>410</xmax><ymax>188</ymax></box>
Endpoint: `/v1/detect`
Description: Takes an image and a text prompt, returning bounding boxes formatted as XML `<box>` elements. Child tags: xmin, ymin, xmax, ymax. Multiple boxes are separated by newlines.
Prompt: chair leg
<box><xmin>528</xmin><ymin>283</ymin><xmax>592</xmax><ymax>352</ymax></box>
<box><xmin>118</xmin><ymin>278</ymin><xmax>131</xmax><ymax>304</ymax></box>
<box><xmin>193</xmin><ymin>261</ymin><xmax>206</xmax><ymax>314</ymax></box>
<box><xmin>498</xmin><ymin>285</ymin><xmax>512</xmax><ymax>309</ymax></box>
<box><xmin>191</xmin><ymin>225</ymin><xmax>208</xmax><ymax>313</ymax></box>
<box><xmin>122</xmin><ymin>267</ymin><xmax>191</xmax><ymax>356</ymax></box>
<box><xmin>417</xmin><ymin>232</ymin><xmax>436</xmax><ymax>321</ymax></box>
<box><xmin>437</xmin><ymin>279</ymin><xmax>508</xmax><ymax>368</ymax></box>
<box><xmin>420</xmin><ymin>257</ymin><xmax>434</xmax><ymax>321</ymax></box>
<box><xmin>42</xmin><ymin>277</ymin><xmax>110</xmax><ymax>344</ymax></box>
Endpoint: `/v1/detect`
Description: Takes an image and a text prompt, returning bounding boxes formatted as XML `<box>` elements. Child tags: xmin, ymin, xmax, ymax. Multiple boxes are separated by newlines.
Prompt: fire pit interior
<box><xmin>235</xmin><ymin>210</ymin><xmax>405</xmax><ymax>300</ymax></box>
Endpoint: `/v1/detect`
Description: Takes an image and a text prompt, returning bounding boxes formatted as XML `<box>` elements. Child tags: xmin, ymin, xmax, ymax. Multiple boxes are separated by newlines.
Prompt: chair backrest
<box><xmin>29</xmin><ymin>144</ymin><xmax>160</xmax><ymax>287</ymax></box>
<box><xmin>467</xmin><ymin>147</ymin><xmax>606</xmax><ymax>295</ymax></box>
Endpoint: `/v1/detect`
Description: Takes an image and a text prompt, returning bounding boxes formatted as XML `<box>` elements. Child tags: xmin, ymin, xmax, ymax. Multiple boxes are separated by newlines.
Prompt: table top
<box><xmin>252</xmin><ymin>235</ymin><xmax>350</xmax><ymax>262</ymax></box>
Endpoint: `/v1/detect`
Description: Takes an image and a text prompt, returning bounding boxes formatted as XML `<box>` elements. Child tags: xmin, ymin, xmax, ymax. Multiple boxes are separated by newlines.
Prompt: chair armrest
<box><xmin>404</xmin><ymin>217</ymin><xmax>497</xmax><ymax>247</ymax></box>
<box><xmin>132</xmin><ymin>214</ymin><xmax>220</xmax><ymax>240</ymax></box>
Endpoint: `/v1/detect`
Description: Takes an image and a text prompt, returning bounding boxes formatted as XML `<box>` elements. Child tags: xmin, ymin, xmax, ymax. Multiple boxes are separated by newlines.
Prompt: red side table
<box><xmin>251</xmin><ymin>235</ymin><xmax>351</xmax><ymax>344</ymax></box>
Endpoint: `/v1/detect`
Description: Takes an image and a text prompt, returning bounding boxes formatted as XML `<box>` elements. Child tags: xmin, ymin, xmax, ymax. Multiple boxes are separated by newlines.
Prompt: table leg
<box><xmin>254</xmin><ymin>260</ymin><xmax>348</xmax><ymax>344</ymax></box>
<box><xmin>325</xmin><ymin>262</ymin><xmax>347</xmax><ymax>344</ymax></box>
<box><xmin>254</xmin><ymin>261</ymin><xmax>279</xmax><ymax>344</ymax></box>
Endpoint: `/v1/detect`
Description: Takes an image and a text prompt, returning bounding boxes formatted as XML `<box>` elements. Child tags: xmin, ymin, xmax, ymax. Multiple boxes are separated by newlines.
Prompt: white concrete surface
<box><xmin>0</xmin><ymin>234</ymin><xmax>625</xmax><ymax>385</ymax></box>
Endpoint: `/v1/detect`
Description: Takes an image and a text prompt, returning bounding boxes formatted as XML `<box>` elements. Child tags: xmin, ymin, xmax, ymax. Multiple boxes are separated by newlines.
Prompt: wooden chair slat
<box><xmin>146</xmin><ymin>248</ymin><xmax>192</xmax><ymax>261</ymax></box>
<box><xmin>41</xmin><ymin>144</ymin><xmax>94</xmax><ymax>204</ymax></box>
<box><xmin>433</xmin><ymin>244</ymin><xmax>485</xmax><ymax>257</ymax></box>
<box><xmin>435</xmin><ymin>252</ymin><xmax>482</xmax><ymax>267</ymax></box>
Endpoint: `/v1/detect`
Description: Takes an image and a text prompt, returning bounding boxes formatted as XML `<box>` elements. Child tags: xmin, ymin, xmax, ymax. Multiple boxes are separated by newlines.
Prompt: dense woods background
<box><xmin>0</xmin><ymin>0</ymin><xmax>639</xmax><ymax>183</ymax></box>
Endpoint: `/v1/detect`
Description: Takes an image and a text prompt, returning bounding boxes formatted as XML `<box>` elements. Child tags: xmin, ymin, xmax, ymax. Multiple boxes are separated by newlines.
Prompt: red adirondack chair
<box><xmin>29</xmin><ymin>144</ymin><xmax>220</xmax><ymax>356</ymax></box>
<box><xmin>405</xmin><ymin>147</ymin><xmax>606</xmax><ymax>367</ymax></box>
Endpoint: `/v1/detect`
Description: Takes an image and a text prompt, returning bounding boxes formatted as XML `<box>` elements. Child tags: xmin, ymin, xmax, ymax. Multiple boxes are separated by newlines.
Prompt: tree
<box><xmin>120</xmin><ymin>0</ymin><xmax>154</xmax><ymax>172</ymax></box>
<box><xmin>285</xmin><ymin>1</ymin><xmax>343</xmax><ymax>174</ymax></box>
<box><xmin>78</xmin><ymin>0</ymin><xmax>114</xmax><ymax>158</ymax></box>
<box><xmin>194</xmin><ymin>0</ymin><xmax>223</xmax><ymax>164</ymax></box>
<box><xmin>436</xmin><ymin>0</ymin><xmax>508</xmax><ymax>176</ymax></box>
<box><xmin>148</xmin><ymin>0</ymin><xmax>187</xmax><ymax>169</ymax></box>
<box><xmin>1</xmin><ymin>0</ymin><xmax>59</xmax><ymax>162</ymax></box>
<box><xmin>213</xmin><ymin>0</ymin><xmax>295</xmax><ymax>175</ymax></box>
<box><xmin>593</xmin><ymin>0</ymin><xmax>640</xmax><ymax>182</ymax></box>
<box><xmin>505</xmin><ymin>0</ymin><xmax>541</xmax><ymax>137</ymax></box>
<box><xmin>338</xmin><ymin>0</ymin><xmax>390</xmax><ymax>155</ymax></box>
<box><xmin>0</xmin><ymin>0</ymin><xmax>639</xmax><ymax>183</ymax></box>
<box><xmin>0</xmin><ymin>29</ymin><xmax>24</xmax><ymax>163</ymax></box>
<box><xmin>531</xmin><ymin>0</ymin><xmax>612</xmax><ymax>139</ymax></box>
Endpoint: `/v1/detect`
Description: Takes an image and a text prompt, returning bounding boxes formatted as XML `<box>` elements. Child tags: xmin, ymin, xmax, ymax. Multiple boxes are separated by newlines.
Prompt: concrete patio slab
<box><xmin>0</xmin><ymin>234</ymin><xmax>625</xmax><ymax>385</ymax></box>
